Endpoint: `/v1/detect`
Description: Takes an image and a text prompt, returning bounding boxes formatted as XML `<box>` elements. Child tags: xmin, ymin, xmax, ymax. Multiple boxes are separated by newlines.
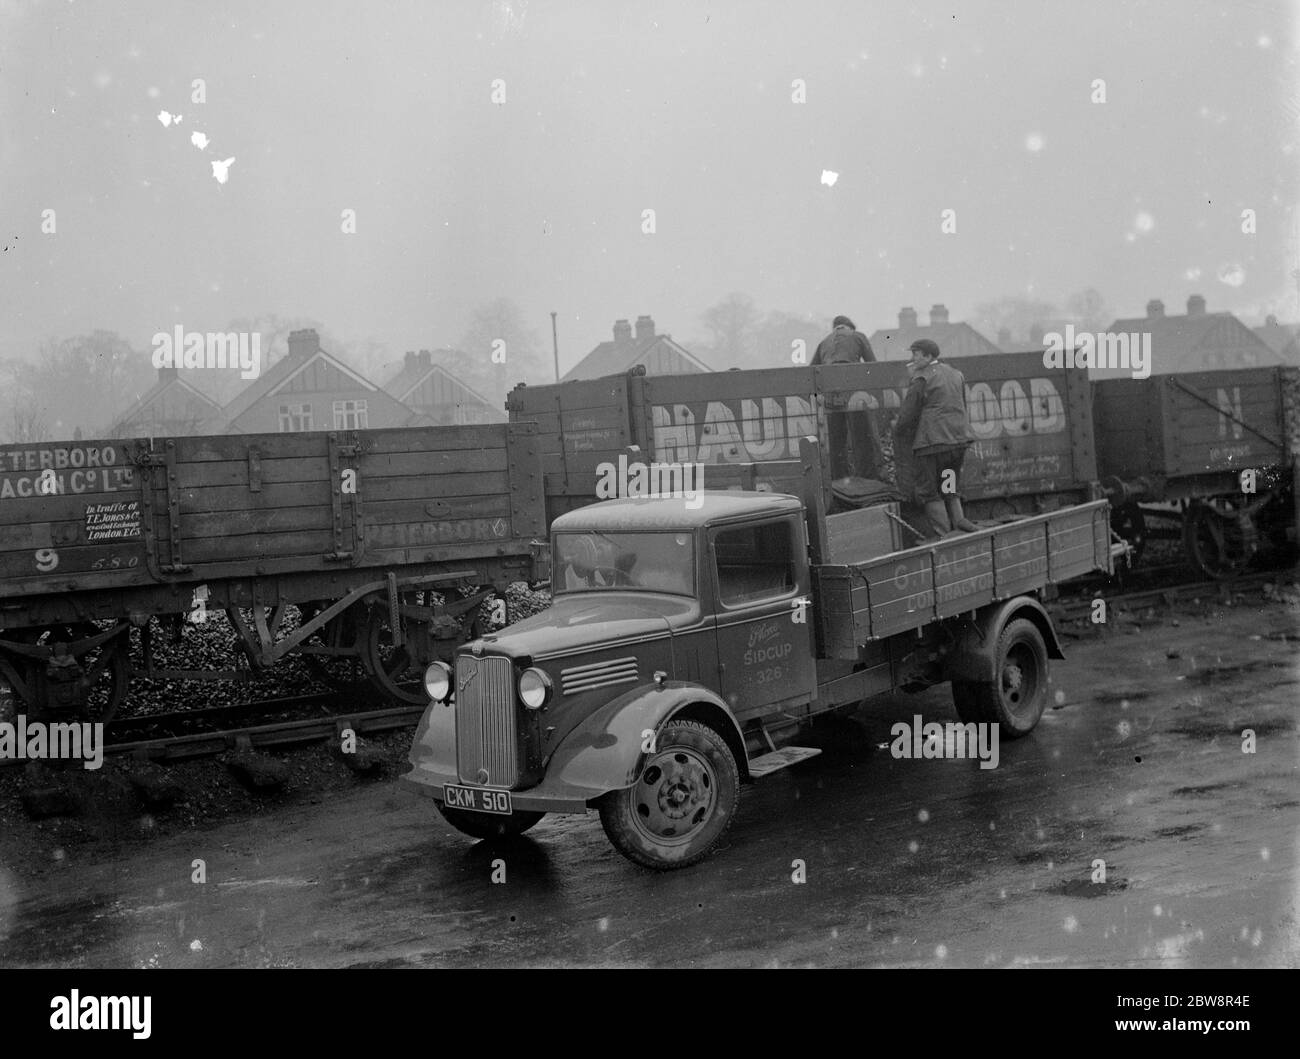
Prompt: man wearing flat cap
<box><xmin>812</xmin><ymin>315</ymin><xmax>879</xmax><ymax>480</ymax></box>
<box><xmin>894</xmin><ymin>338</ymin><xmax>976</xmax><ymax>536</ymax></box>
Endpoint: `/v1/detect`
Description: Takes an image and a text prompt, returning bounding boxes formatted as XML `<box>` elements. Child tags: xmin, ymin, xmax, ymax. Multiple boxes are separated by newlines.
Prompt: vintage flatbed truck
<box><xmin>0</xmin><ymin>424</ymin><xmax>545</xmax><ymax>719</ymax></box>
<box><xmin>402</xmin><ymin>437</ymin><xmax>1117</xmax><ymax>869</ymax></box>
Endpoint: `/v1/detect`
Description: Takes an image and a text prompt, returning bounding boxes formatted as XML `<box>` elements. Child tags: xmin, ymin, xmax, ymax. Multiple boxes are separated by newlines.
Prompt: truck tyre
<box><xmin>436</xmin><ymin>804</ymin><xmax>545</xmax><ymax>840</ymax></box>
<box><xmin>598</xmin><ymin>719</ymin><xmax>739</xmax><ymax>870</ymax></box>
<box><xmin>951</xmin><ymin>617</ymin><xmax>1049</xmax><ymax>738</ymax></box>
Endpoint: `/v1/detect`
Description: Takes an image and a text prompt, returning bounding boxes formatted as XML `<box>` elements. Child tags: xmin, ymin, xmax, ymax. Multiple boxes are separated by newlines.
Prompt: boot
<box><xmin>944</xmin><ymin>495</ymin><xmax>978</xmax><ymax>533</ymax></box>
<box><xmin>923</xmin><ymin>500</ymin><xmax>951</xmax><ymax>539</ymax></box>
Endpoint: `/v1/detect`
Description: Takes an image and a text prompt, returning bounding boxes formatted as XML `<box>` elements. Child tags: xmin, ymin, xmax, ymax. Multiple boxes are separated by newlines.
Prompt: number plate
<box><xmin>443</xmin><ymin>783</ymin><xmax>512</xmax><ymax>815</ymax></box>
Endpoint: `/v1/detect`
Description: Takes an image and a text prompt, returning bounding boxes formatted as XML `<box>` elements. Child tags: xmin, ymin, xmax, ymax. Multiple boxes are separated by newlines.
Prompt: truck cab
<box><xmin>402</xmin><ymin>491</ymin><xmax>821</xmax><ymax>868</ymax></box>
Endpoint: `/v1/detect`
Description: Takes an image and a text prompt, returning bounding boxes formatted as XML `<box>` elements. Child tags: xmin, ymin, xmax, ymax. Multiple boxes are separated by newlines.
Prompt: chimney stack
<box><xmin>418</xmin><ymin>349</ymin><xmax>432</xmax><ymax>365</ymax></box>
<box><xmin>1029</xmin><ymin>323</ymin><xmax>1045</xmax><ymax>347</ymax></box>
<box><xmin>929</xmin><ymin>304</ymin><xmax>949</xmax><ymax>326</ymax></box>
<box><xmin>899</xmin><ymin>307</ymin><xmax>918</xmax><ymax>330</ymax></box>
<box><xmin>1146</xmin><ymin>299</ymin><xmax>1165</xmax><ymax>319</ymax></box>
<box><xmin>635</xmin><ymin>315</ymin><xmax>655</xmax><ymax>341</ymax></box>
<box><xmin>613</xmin><ymin>319</ymin><xmax>632</xmax><ymax>344</ymax></box>
<box><xmin>288</xmin><ymin>328</ymin><xmax>320</xmax><ymax>360</ymax></box>
<box><xmin>1266</xmin><ymin>314</ymin><xmax>1278</xmax><ymax>326</ymax></box>
<box><xmin>997</xmin><ymin>327</ymin><xmax>1012</xmax><ymax>349</ymax></box>
<box><xmin>1186</xmin><ymin>294</ymin><xmax>1206</xmax><ymax>317</ymax></box>
<box><xmin>159</xmin><ymin>364</ymin><xmax>179</xmax><ymax>382</ymax></box>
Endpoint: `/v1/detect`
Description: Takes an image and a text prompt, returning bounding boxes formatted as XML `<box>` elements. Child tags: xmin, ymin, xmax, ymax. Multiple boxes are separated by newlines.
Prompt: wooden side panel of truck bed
<box><xmin>813</xmin><ymin>500</ymin><xmax>1112</xmax><ymax>659</ymax></box>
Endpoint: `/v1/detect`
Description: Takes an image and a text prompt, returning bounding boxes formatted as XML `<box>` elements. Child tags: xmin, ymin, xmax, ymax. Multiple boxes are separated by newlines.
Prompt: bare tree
<box><xmin>456</xmin><ymin>298</ymin><xmax>548</xmax><ymax>405</ymax></box>
<box><xmin>699</xmin><ymin>292</ymin><xmax>762</xmax><ymax>369</ymax></box>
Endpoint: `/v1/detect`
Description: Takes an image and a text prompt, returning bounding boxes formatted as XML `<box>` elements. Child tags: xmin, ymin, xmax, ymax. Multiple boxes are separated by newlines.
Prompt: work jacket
<box><xmin>895</xmin><ymin>360</ymin><xmax>972</xmax><ymax>453</ymax></box>
<box><xmin>811</xmin><ymin>327</ymin><xmax>875</xmax><ymax>365</ymax></box>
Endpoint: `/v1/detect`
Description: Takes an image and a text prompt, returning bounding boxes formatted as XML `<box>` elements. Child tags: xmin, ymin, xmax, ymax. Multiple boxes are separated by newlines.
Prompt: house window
<box><xmin>333</xmin><ymin>399</ymin><xmax>368</xmax><ymax>429</ymax></box>
<box><xmin>278</xmin><ymin>403</ymin><xmax>313</xmax><ymax>432</ymax></box>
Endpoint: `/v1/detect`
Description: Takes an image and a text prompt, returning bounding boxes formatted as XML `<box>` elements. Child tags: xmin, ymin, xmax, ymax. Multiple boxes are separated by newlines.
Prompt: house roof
<box><xmin>1253</xmin><ymin>319</ymin><xmax>1300</xmax><ymax>356</ymax></box>
<box><xmin>382</xmin><ymin>355</ymin><xmax>494</xmax><ymax>408</ymax></box>
<box><xmin>562</xmin><ymin>333</ymin><xmax>711</xmax><ymax>382</ymax></box>
<box><xmin>1102</xmin><ymin>311</ymin><xmax>1282</xmax><ymax>373</ymax></box>
<box><xmin>109</xmin><ymin>372</ymin><xmax>222</xmax><ymax>434</ymax></box>
<box><xmin>866</xmin><ymin>321</ymin><xmax>1004</xmax><ymax>360</ymax></box>
<box><xmin>220</xmin><ymin>345</ymin><xmax>378</xmax><ymax>425</ymax></box>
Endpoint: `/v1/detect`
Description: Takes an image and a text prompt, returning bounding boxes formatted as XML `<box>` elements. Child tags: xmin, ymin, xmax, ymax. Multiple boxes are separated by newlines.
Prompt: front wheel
<box><xmin>436</xmin><ymin>804</ymin><xmax>545</xmax><ymax>840</ymax></box>
<box><xmin>951</xmin><ymin>618</ymin><xmax>1049</xmax><ymax>738</ymax></box>
<box><xmin>598</xmin><ymin>719</ymin><xmax>740</xmax><ymax>870</ymax></box>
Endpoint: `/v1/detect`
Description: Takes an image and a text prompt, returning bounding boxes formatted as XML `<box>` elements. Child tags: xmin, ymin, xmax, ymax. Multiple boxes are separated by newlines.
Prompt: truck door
<box><xmin>710</xmin><ymin>514</ymin><xmax>815</xmax><ymax>726</ymax></box>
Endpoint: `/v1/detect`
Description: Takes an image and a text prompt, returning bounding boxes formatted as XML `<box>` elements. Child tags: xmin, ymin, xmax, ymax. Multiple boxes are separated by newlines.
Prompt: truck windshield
<box><xmin>553</xmin><ymin>531</ymin><xmax>695</xmax><ymax>596</ymax></box>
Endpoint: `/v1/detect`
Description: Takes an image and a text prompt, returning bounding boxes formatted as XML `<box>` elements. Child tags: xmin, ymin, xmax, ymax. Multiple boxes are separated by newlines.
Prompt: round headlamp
<box><xmin>518</xmin><ymin>667</ymin><xmax>552</xmax><ymax>710</ymax></box>
<box><xmin>424</xmin><ymin>661</ymin><xmax>451</xmax><ymax>702</ymax></box>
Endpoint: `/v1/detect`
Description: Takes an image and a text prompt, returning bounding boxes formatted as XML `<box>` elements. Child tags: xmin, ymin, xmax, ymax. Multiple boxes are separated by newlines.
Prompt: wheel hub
<box><xmin>634</xmin><ymin>748</ymin><xmax>716</xmax><ymax>841</ymax></box>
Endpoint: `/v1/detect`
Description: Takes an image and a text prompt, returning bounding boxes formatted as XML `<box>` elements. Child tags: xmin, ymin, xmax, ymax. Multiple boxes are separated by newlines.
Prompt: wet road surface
<box><xmin>1</xmin><ymin>600</ymin><xmax>1297</xmax><ymax>968</ymax></box>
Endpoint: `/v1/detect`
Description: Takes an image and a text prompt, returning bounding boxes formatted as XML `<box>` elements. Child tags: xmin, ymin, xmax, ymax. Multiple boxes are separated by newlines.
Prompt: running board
<box><xmin>747</xmin><ymin>746</ymin><xmax>822</xmax><ymax>778</ymax></box>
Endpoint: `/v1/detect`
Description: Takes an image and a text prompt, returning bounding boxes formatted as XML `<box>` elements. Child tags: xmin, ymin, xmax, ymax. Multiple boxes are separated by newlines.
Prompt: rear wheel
<box><xmin>598</xmin><ymin>719</ymin><xmax>739</xmax><ymax>870</ymax></box>
<box><xmin>436</xmin><ymin>803</ymin><xmax>545</xmax><ymax>840</ymax></box>
<box><xmin>952</xmin><ymin>618</ymin><xmax>1049</xmax><ymax>738</ymax></box>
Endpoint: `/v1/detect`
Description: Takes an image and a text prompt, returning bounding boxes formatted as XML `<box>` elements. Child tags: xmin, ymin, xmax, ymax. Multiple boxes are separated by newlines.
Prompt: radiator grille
<box><xmin>455</xmin><ymin>655</ymin><xmax>518</xmax><ymax>787</ymax></box>
<box><xmin>560</xmin><ymin>656</ymin><xmax>639</xmax><ymax>696</ymax></box>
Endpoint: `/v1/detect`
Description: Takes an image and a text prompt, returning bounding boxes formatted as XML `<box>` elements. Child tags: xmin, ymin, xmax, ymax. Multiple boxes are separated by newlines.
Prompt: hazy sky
<box><xmin>1</xmin><ymin>0</ymin><xmax>1296</xmax><ymax>376</ymax></box>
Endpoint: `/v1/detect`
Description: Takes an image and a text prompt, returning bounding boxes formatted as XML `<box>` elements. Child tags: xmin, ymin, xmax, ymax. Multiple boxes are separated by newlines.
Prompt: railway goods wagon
<box><xmin>1093</xmin><ymin>366</ymin><xmax>1296</xmax><ymax>578</ymax></box>
<box><xmin>0</xmin><ymin>424</ymin><xmax>545</xmax><ymax>719</ymax></box>
<box><xmin>507</xmin><ymin>352</ymin><xmax>1099</xmax><ymax>529</ymax></box>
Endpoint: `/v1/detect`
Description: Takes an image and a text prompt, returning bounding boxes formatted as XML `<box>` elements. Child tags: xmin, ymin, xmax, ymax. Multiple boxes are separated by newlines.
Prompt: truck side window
<box><xmin>714</xmin><ymin>520</ymin><xmax>795</xmax><ymax>606</ymax></box>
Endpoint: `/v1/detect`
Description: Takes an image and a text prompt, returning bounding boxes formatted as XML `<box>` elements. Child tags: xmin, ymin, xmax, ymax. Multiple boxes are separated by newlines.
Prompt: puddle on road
<box><xmin>1046</xmin><ymin>877</ymin><xmax>1130</xmax><ymax>898</ymax></box>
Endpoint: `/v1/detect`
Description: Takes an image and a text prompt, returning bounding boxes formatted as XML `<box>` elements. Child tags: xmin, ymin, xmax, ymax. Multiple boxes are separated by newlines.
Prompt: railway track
<box><xmin>1049</xmin><ymin>569</ymin><xmax>1291</xmax><ymax>622</ymax></box>
<box><xmin>0</xmin><ymin>686</ymin><xmax>425</xmax><ymax>767</ymax></box>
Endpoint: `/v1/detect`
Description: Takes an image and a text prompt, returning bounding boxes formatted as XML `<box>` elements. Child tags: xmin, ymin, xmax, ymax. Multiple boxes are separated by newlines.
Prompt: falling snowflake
<box><xmin>597</xmin><ymin>917</ymin><xmax>609</xmax><ymax>932</ymax></box>
<box><xmin>191</xmin><ymin>132</ymin><xmax>209</xmax><ymax>150</ymax></box>
<box><xmin>907</xmin><ymin>840</ymin><xmax>919</xmax><ymax>853</ymax></box>
<box><xmin>1063</xmin><ymin>915</ymin><xmax>1079</xmax><ymax>933</ymax></box>
<box><xmin>1025</xmin><ymin>133</ymin><xmax>1045</xmax><ymax>152</ymax></box>
<box><xmin>935</xmin><ymin>944</ymin><xmax>948</xmax><ymax>959</ymax></box>
<box><xmin>917</xmin><ymin>808</ymin><xmax>930</xmax><ymax>823</ymax></box>
<box><xmin>211</xmin><ymin>157</ymin><xmax>236</xmax><ymax>184</ymax></box>
<box><xmin>189</xmin><ymin>939</ymin><xmax>203</xmax><ymax>951</ymax></box>
<box><xmin>821</xmin><ymin>169</ymin><xmax>839</xmax><ymax>187</ymax></box>
<box><xmin>1217</xmin><ymin>262</ymin><xmax>1246</xmax><ymax>287</ymax></box>
<box><xmin>1134</xmin><ymin>211</ymin><xmax>1155</xmax><ymax>233</ymax></box>
<box><xmin>157</xmin><ymin>110</ymin><xmax>179</xmax><ymax>127</ymax></box>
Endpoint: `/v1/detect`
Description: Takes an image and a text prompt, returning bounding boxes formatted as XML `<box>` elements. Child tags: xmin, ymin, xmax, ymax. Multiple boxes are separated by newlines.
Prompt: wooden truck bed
<box><xmin>812</xmin><ymin>500</ymin><xmax>1112</xmax><ymax>658</ymax></box>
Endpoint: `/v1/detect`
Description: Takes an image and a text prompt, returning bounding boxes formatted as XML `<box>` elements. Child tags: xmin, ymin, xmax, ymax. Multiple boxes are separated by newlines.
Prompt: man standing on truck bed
<box><xmin>811</xmin><ymin>315</ymin><xmax>880</xmax><ymax>481</ymax></box>
<box><xmin>895</xmin><ymin>338</ymin><xmax>977</xmax><ymax>536</ymax></box>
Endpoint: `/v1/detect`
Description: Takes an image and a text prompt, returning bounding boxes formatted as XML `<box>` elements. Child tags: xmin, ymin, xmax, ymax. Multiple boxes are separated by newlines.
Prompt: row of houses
<box><xmin>110</xmin><ymin>299</ymin><xmax>1299</xmax><ymax>438</ymax></box>
<box><xmin>110</xmin><ymin>330</ymin><xmax>504</xmax><ymax>438</ymax></box>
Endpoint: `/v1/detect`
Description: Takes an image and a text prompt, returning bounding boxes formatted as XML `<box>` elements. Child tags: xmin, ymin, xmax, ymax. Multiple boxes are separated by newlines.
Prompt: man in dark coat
<box><xmin>812</xmin><ymin>315</ymin><xmax>880</xmax><ymax>479</ymax></box>
<box><xmin>894</xmin><ymin>338</ymin><xmax>976</xmax><ymax>536</ymax></box>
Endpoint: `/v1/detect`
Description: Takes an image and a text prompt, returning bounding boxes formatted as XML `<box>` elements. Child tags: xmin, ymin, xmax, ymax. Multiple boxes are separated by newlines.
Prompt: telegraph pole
<box><xmin>550</xmin><ymin>312</ymin><xmax>560</xmax><ymax>382</ymax></box>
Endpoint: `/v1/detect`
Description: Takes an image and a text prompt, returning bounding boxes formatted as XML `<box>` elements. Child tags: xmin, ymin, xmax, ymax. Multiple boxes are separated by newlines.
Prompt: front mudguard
<box><xmin>544</xmin><ymin>681</ymin><xmax>748</xmax><ymax>797</ymax></box>
<box><xmin>942</xmin><ymin>596</ymin><xmax>1064</xmax><ymax>685</ymax></box>
<box><xmin>399</xmin><ymin>682</ymin><xmax>749</xmax><ymax>815</ymax></box>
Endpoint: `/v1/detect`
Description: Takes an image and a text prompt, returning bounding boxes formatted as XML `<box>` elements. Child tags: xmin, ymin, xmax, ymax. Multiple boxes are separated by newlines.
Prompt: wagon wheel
<box><xmin>297</xmin><ymin>604</ymin><xmax>368</xmax><ymax>691</ymax></box>
<box><xmin>1182</xmin><ymin>500</ymin><xmax>1254</xmax><ymax>580</ymax></box>
<box><xmin>11</xmin><ymin>623</ymin><xmax>131</xmax><ymax>724</ymax></box>
<box><xmin>1109</xmin><ymin>502</ymin><xmax>1147</xmax><ymax>565</ymax></box>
